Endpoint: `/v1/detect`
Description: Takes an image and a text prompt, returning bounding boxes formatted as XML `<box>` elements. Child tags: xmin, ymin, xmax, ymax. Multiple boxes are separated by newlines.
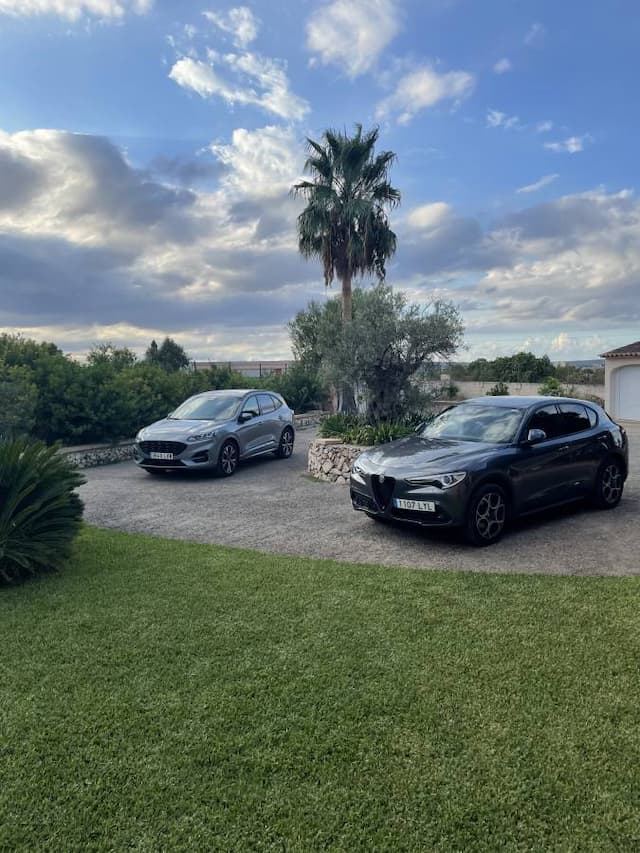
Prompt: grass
<box><xmin>2</xmin><ymin>528</ymin><xmax>640</xmax><ymax>851</ymax></box>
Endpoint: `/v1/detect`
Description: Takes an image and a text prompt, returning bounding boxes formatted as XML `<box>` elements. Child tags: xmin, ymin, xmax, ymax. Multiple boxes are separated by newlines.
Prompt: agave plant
<box><xmin>0</xmin><ymin>439</ymin><xmax>85</xmax><ymax>582</ymax></box>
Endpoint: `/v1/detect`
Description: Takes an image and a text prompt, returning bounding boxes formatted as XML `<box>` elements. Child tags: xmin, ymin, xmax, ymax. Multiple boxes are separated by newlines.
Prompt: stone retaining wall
<box><xmin>308</xmin><ymin>438</ymin><xmax>366</xmax><ymax>484</ymax></box>
<box><xmin>61</xmin><ymin>442</ymin><xmax>135</xmax><ymax>469</ymax></box>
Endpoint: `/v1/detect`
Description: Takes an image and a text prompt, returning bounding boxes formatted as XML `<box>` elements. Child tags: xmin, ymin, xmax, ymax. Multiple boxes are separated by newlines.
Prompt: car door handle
<box><xmin>559</xmin><ymin>444</ymin><xmax>571</xmax><ymax>452</ymax></box>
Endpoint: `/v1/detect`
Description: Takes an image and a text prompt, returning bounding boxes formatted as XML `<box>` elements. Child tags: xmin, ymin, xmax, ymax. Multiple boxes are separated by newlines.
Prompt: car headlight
<box><xmin>406</xmin><ymin>471</ymin><xmax>467</xmax><ymax>489</ymax></box>
<box><xmin>352</xmin><ymin>459</ymin><xmax>367</xmax><ymax>475</ymax></box>
<box><xmin>187</xmin><ymin>430</ymin><xmax>217</xmax><ymax>443</ymax></box>
<box><xmin>135</xmin><ymin>431</ymin><xmax>144</xmax><ymax>442</ymax></box>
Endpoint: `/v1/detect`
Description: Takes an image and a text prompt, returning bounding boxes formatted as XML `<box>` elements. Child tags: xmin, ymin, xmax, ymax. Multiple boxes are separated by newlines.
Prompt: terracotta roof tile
<box><xmin>601</xmin><ymin>341</ymin><xmax>640</xmax><ymax>358</ymax></box>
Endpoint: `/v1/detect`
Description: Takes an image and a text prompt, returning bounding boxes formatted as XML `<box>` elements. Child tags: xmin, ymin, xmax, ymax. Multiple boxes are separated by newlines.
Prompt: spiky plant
<box><xmin>293</xmin><ymin>124</ymin><xmax>400</xmax><ymax>325</ymax></box>
<box><xmin>0</xmin><ymin>439</ymin><xmax>85</xmax><ymax>583</ymax></box>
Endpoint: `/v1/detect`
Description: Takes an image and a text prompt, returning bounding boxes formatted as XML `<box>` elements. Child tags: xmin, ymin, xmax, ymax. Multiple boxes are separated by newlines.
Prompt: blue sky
<box><xmin>1</xmin><ymin>0</ymin><xmax>639</xmax><ymax>362</ymax></box>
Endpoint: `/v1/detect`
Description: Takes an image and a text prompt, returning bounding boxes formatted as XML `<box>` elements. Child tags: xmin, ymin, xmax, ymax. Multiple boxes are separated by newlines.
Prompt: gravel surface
<box><xmin>80</xmin><ymin>424</ymin><xmax>640</xmax><ymax>576</ymax></box>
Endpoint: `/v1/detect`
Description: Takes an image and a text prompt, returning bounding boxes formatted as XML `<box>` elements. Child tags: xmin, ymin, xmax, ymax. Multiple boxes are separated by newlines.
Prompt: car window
<box><xmin>421</xmin><ymin>404</ymin><xmax>524</xmax><ymax>444</ymax></box>
<box><xmin>271</xmin><ymin>395</ymin><xmax>283</xmax><ymax>410</ymax></box>
<box><xmin>559</xmin><ymin>403</ymin><xmax>591</xmax><ymax>434</ymax></box>
<box><xmin>258</xmin><ymin>394</ymin><xmax>275</xmax><ymax>414</ymax></box>
<box><xmin>527</xmin><ymin>405</ymin><xmax>562</xmax><ymax>439</ymax></box>
<box><xmin>586</xmin><ymin>407</ymin><xmax>598</xmax><ymax>428</ymax></box>
<box><xmin>242</xmin><ymin>395</ymin><xmax>260</xmax><ymax>417</ymax></box>
<box><xmin>170</xmin><ymin>394</ymin><xmax>242</xmax><ymax>421</ymax></box>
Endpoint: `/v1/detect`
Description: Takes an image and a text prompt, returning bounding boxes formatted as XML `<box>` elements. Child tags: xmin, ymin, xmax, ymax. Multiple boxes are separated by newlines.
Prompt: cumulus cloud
<box><xmin>536</xmin><ymin>120</ymin><xmax>553</xmax><ymax>133</ymax></box>
<box><xmin>376</xmin><ymin>65</ymin><xmax>475</xmax><ymax>124</ymax></box>
<box><xmin>516</xmin><ymin>173</ymin><xmax>559</xmax><ymax>194</ymax></box>
<box><xmin>169</xmin><ymin>51</ymin><xmax>309</xmax><ymax>121</ymax></box>
<box><xmin>0</xmin><ymin>0</ymin><xmax>152</xmax><ymax>19</ymax></box>
<box><xmin>493</xmin><ymin>58</ymin><xmax>512</xmax><ymax>74</ymax></box>
<box><xmin>203</xmin><ymin>6</ymin><xmax>259</xmax><ymax>48</ymax></box>
<box><xmin>306</xmin><ymin>0</ymin><xmax>400</xmax><ymax>77</ymax></box>
<box><xmin>544</xmin><ymin>134</ymin><xmax>591</xmax><ymax>153</ymax></box>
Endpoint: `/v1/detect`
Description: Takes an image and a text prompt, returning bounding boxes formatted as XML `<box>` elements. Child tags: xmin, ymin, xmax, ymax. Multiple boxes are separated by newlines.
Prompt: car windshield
<box><xmin>170</xmin><ymin>395</ymin><xmax>242</xmax><ymax>421</ymax></box>
<box><xmin>421</xmin><ymin>404</ymin><xmax>524</xmax><ymax>444</ymax></box>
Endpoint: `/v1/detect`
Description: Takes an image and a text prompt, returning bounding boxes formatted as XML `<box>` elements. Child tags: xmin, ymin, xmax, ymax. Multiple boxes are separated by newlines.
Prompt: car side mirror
<box><xmin>238</xmin><ymin>411</ymin><xmax>253</xmax><ymax>423</ymax></box>
<box><xmin>525</xmin><ymin>428</ymin><xmax>547</xmax><ymax>445</ymax></box>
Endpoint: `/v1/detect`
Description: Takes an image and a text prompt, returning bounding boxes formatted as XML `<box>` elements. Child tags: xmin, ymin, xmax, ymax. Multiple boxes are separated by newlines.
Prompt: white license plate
<box><xmin>150</xmin><ymin>452</ymin><xmax>174</xmax><ymax>460</ymax></box>
<box><xmin>393</xmin><ymin>498</ymin><xmax>436</xmax><ymax>512</ymax></box>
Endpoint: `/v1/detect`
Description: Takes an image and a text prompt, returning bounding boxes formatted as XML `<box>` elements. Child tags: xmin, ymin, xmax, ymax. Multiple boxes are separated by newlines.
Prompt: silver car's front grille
<box><xmin>139</xmin><ymin>441</ymin><xmax>187</xmax><ymax>455</ymax></box>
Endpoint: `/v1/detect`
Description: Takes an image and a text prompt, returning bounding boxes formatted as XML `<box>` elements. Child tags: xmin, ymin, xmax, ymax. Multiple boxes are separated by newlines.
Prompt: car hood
<box><xmin>138</xmin><ymin>418</ymin><xmax>225</xmax><ymax>440</ymax></box>
<box><xmin>359</xmin><ymin>435</ymin><xmax>499</xmax><ymax>474</ymax></box>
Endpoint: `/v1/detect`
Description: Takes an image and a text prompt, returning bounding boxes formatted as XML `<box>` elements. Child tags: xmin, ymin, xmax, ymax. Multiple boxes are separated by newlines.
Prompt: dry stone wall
<box><xmin>308</xmin><ymin>438</ymin><xmax>366</xmax><ymax>484</ymax></box>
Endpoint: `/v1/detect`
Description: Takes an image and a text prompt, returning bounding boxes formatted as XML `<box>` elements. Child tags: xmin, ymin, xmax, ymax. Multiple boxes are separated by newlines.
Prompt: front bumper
<box><xmin>133</xmin><ymin>436</ymin><xmax>223</xmax><ymax>469</ymax></box>
<box><xmin>350</xmin><ymin>470</ymin><xmax>471</xmax><ymax>528</ymax></box>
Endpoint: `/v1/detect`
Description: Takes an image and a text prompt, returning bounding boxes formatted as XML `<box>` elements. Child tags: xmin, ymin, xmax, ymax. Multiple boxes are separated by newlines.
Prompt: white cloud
<box><xmin>306</xmin><ymin>0</ymin><xmax>400</xmax><ymax>77</ymax></box>
<box><xmin>169</xmin><ymin>51</ymin><xmax>309</xmax><ymax>121</ymax></box>
<box><xmin>493</xmin><ymin>58</ymin><xmax>511</xmax><ymax>74</ymax></box>
<box><xmin>486</xmin><ymin>109</ymin><xmax>521</xmax><ymax>130</ymax></box>
<box><xmin>524</xmin><ymin>22</ymin><xmax>545</xmax><ymax>46</ymax></box>
<box><xmin>516</xmin><ymin>174</ymin><xmax>559</xmax><ymax>194</ymax></box>
<box><xmin>0</xmin><ymin>0</ymin><xmax>152</xmax><ymax>19</ymax></box>
<box><xmin>536</xmin><ymin>120</ymin><xmax>553</xmax><ymax>133</ymax></box>
<box><xmin>203</xmin><ymin>6</ymin><xmax>259</xmax><ymax>48</ymax></box>
<box><xmin>406</xmin><ymin>202</ymin><xmax>452</xmax><ymax>231</ymax></box>
<box><xmin>544</xmin><ymin>134</ymin><xmax>591</xmax><ymax>154</ymax></box>
<box><xmin>210</xmin><ymin>125</ymin><xmax>302</xmax><ymax>200</ymax></box>
<box><xmin>376</xmin><ymin>65</ymin><xmax>475</xmax><ymax>124</ymax></box>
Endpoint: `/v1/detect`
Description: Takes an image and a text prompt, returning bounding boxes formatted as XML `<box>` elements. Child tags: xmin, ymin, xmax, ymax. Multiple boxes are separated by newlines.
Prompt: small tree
<box><xmin>487</xmin><ymin>381</ymin><xmax>510</xmax><ymax>396</ymax></box>
<box><xmin>145</xmin><ymin>337</ymin><xmax>189</xmax><ymax>372</ymax></box>
<box><xmin>538</xmin><ymin>376</ymin><xmax>574</xmax><ymax>397</ymax></box>
<box><xmin>87</xmin><ymin>343</ymin><xmax>137</xmax><ymax>370</ymax></box>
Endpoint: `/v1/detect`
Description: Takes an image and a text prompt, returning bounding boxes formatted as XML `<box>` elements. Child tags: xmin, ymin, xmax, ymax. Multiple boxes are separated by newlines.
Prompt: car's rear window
<box><xmin>171</xmin><ymin>395</ymin><xmax>242</xmax><ymax>421</ymax></box>
<box><xmin>421</xmin><ymin>404</ymin><xmax>524</xmax><ymax>443</ymax></box>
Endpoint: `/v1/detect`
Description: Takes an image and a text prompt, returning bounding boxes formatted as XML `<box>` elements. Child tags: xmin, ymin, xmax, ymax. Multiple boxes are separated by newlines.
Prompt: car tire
<box><xmin>275</xmin><ymin>427</ymin><xmax>295</xmax><ymax>459</ymax></box>
<box><xmin>216</xmin><ymin>440</ymin><xmax>239</xmax><ymax>477</ymax></box>
<box><xmin>143</xmin><ymin>467</ymin><xmax>167</xmax><ymax>476</ymax></box>
<box><xmin>365</xmin><ymin>512</ymin><xmax>388</xmax><ymax>524</ymax></box>
<box><xmin>591</xmin><ymin>456</ymin><xmax>624</xmax><ymax>509</ymax></box>
<box><xmin>464</xmin><ymin>483</ymin><xmax>508</xmax><ymax>546</ymax></box>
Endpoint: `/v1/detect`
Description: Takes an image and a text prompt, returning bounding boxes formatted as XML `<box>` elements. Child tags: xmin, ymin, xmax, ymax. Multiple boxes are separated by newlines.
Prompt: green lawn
<box><xmin>2</xmin><ymin>528</ymin><xmax>640</xmax><ymax>851</ymax></box>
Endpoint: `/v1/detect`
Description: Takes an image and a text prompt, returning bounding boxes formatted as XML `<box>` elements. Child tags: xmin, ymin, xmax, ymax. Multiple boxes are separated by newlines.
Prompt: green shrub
<box><xmin>319</xmin><ymin>413</ymin><xmax>416</xmax><ymax>445</ymax></box>
<box><xmin>538</xmin><ymin>376</ymin><xmax>575</xmax><ymax>398</ymax></box>
<box><xmin>486</xmin><ymin>381</ymin><xmax>510</xmax><ymax>396</ymax></box>
<box><xmin>0</xmin><ymin>439</ymin><xmax>85</xmax><ymax>583</ymax></box>
<box><xmin>259</xmin><ymin>364</ymin><xmax>326</xmax><ymax>412</ymax></box>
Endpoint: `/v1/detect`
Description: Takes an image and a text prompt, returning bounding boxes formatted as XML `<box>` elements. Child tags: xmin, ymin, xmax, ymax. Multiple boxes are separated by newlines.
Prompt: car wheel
<box><xmin>217</xmin><ymin>440</ymin><xmax>239</xmax><ymax>477</ymax></box>
<box><xmin>592</xmin><ymin>456</ymin><xmax>624</xmax><ymax>509</ymax></box>
<box><xmin>464</xmin><ymin>483</ymin><xmax>508</xmax><ymax>546</ymax></box>
<box><xmin>365</xmin><ymin>512</ymin><xmax>388</xmax><ymax>524</ymax></box>
<box><xmin>275</xmin><ymin>427</ymin><xmax>295</xmax><ymax>459</ymax></box>
<box><xmin>143</xmin><ymin>467</ymin><xmax>167</xmax><ymax>476</ymax></box>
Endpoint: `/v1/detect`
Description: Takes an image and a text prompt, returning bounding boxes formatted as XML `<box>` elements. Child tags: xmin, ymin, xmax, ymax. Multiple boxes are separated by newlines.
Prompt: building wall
<box><xmin>442</xmin><ymin>380</ymin><xmax>605</xmax><ymax>401</ymax></box>
<box><xmin>604</xmin><ymin>356</ymin><xmax>640</xmax><ymax>421</ymax></box>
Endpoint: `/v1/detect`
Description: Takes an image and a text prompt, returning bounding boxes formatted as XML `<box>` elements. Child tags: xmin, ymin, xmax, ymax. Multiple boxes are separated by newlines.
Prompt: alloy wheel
<box><xmin>601</xmin><ymin>463</ymin><xmax>623</xmax><ymax>505</ymax></box>
<box><xmin>281</xmin><ymin>429</ymin><xmax>294</xmax><ymax>457</ymax></box>
<box><xmin>220</xmin><ymin>442</ymin><xmax>238</xmax><ymax>475</ymax></box>
<box><xmin>475</xmin><ymin>491</ymin><xmax>506</xmax><ymax>541</ymax></box>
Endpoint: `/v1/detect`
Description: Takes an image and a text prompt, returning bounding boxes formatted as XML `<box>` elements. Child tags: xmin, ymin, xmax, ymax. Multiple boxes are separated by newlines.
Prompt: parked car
<box><xmin>133</xmin><ymin>389</ymin><xmax>295</xmax><ymax>476</ymax></box>
<box><xmin>350</xmin><ymin>396</ymin><xmax>628</xmax><ymax>546</ymax></box>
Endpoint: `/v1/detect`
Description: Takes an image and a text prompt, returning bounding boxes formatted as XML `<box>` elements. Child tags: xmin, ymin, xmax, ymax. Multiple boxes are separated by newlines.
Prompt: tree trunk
<box><xmin>339</xmin><ymin>274</ymin><xmax>357</xmax><ymax>413</ymax></box>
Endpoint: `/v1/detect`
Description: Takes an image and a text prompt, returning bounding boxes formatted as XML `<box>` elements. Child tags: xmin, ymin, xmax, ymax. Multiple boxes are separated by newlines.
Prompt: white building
<box><xmin>601</xmin><ymin>341</ymin><xmax>640</xmax><ymax>422</ymax></box>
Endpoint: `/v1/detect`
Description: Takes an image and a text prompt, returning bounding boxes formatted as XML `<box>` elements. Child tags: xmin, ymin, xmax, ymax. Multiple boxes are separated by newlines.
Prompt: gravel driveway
<box><xmin>80</xmin><ymin>424</ymin><xmax>640</xmax><ymax>576</ymax></box>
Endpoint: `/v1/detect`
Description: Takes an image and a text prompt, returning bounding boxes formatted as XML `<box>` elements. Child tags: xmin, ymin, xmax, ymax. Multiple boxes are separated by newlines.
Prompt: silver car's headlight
<box><xmin>406</xmin><ymin>471</ymin><xmax>467</xmax><ymax>489</ymax></box>
<box><xmin>135</xmin><ymin>431</ymin><xmax>144</xmax><ymax>442</ymax></box>
<box><xmin>187</xmin><ymin>430</ymin><xmax>217</xmax><ymax>443</ymax></box>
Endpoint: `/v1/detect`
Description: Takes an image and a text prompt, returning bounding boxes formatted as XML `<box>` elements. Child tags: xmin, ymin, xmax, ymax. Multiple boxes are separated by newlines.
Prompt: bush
<box><xmin>0</xmin><ymin>439</ymin><xmax>85</xmax><ymax>583</ymax></box>
<box><xmin>259</xmin><ymin>363</ymin><xmax>326</xmax><ymax>412</ymax></box>
<box><xmin>538</xmin><ymin>376</ymin><xmax>575</xmax><ymax>397</ymax></box>
<box><xmin>319</xmin><ymin>413</ymin><xmax>417</xmax><ymax>445</ymax></box>
<box><xmin>487</xmin><ymin>381</ymin><xmax>510</xmax><ymax>396</ymax></box>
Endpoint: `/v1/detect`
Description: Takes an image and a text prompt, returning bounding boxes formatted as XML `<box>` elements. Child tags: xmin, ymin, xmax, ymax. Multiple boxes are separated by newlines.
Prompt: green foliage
<box><xmin>87</xmin><ymin>343</ymin><xmax>138</xmax><ymax>370</ymax></box>
<box><xmin>259</xmin><ymin>363</ymin><xmax>326</xmax><ymax>412</ymax></box>
<box><xmin>0</xmin><ymin>364</ymin><xmax>38</xmax><ymax>438</ymax></box>
<box><xmin>487</xmin><ymin>381</ymin><xmax>510</xmax><ymax>396</ymax></box>
<box><xmin>538</xmin><ymin>376</ymin><xmax>575</xmax><ymax>397</ymax></box>
<box><xmin>144</xmin><ymin>337</ymin><xmax>190</xmax><ymax>372</ymax></box>
<box><xmin>461</xmin><ymin>352</ymin><xmax>556</xmax><ymax>382</ymax></box>
<box><xmin>291</xmin><ymin>285</ymin><xmax>463</xmax><ymax>422</ymax></box>
<box><xmin>293</xmin><ymin>124</ymin><xmax>400</xmax><ymax>294</ymax></box>
<box><xmin>319</xmin><ymin>413</ymin><xmax>417</xmax><ymax>445</ymax></box>
<box><xmin>0</xmin><ymin>439</ymin><xmax>85</xmax><ymax>582</ymax></box>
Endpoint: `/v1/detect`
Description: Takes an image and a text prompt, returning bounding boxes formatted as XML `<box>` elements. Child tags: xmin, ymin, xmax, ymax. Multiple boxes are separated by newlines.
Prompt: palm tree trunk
<box><xmin>340</xmin><ymin>273</ymin><xmax>357</xmax><ymax>413</ymax></box>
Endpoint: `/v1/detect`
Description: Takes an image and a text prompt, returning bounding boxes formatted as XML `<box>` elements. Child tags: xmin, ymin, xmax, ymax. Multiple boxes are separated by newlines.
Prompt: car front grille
<box><xmin>371</xmin><ymin>475</ymin><xmax>395</xmax><ymax>511</ymax></box>
<box><xmin>139</xmin><ymin>441</ymin><xmax>187</xmax><ymax>455</ymax></box>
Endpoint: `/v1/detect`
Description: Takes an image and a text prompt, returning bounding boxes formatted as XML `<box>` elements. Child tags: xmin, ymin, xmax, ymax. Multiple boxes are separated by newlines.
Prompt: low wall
<box><xmin>308</xmin><ymin>438</ymin><xmax>366</xmax><ymax>484</ymax></box>
<box><xmin>62</xmin><ymin>411</ymin><xmax>330</xmax><ymax>469</ymax></box>
<box><xmin>450</xmin><ymin>380</ymin><xmax>605</xmax><ymax>400</ymax></box>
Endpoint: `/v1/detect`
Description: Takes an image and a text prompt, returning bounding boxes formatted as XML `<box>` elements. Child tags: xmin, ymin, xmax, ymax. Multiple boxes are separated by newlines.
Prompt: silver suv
<box><xmin>133</xmin><ymin>389</ymin><xmax>295</xmax><ymax>476</ymax></box>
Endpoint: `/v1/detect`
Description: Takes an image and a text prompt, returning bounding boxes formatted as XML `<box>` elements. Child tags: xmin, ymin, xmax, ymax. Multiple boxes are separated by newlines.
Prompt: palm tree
<box><xmin>293</xmin><ymin>124</ymin><xmax>400</xmax><ymax>325</ymax></box>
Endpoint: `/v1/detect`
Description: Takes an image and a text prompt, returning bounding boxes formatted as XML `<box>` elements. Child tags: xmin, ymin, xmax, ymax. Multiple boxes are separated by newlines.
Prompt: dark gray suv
<box><xmin>351</xmin><ymin>396</ymin><xmax>628</xmax><ymax>545</ymax></box>
<box><xmin>134</xmin><ymin>389</ymin><xmax>295</xmax><ymax>476</ymax></box>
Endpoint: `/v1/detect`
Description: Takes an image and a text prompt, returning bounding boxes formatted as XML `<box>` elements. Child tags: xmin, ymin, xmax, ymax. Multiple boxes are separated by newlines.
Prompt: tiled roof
<box><xmin>601</xmin><ymin>341</ymin><xmax>640</xmax><ymax>358</ymax></box>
